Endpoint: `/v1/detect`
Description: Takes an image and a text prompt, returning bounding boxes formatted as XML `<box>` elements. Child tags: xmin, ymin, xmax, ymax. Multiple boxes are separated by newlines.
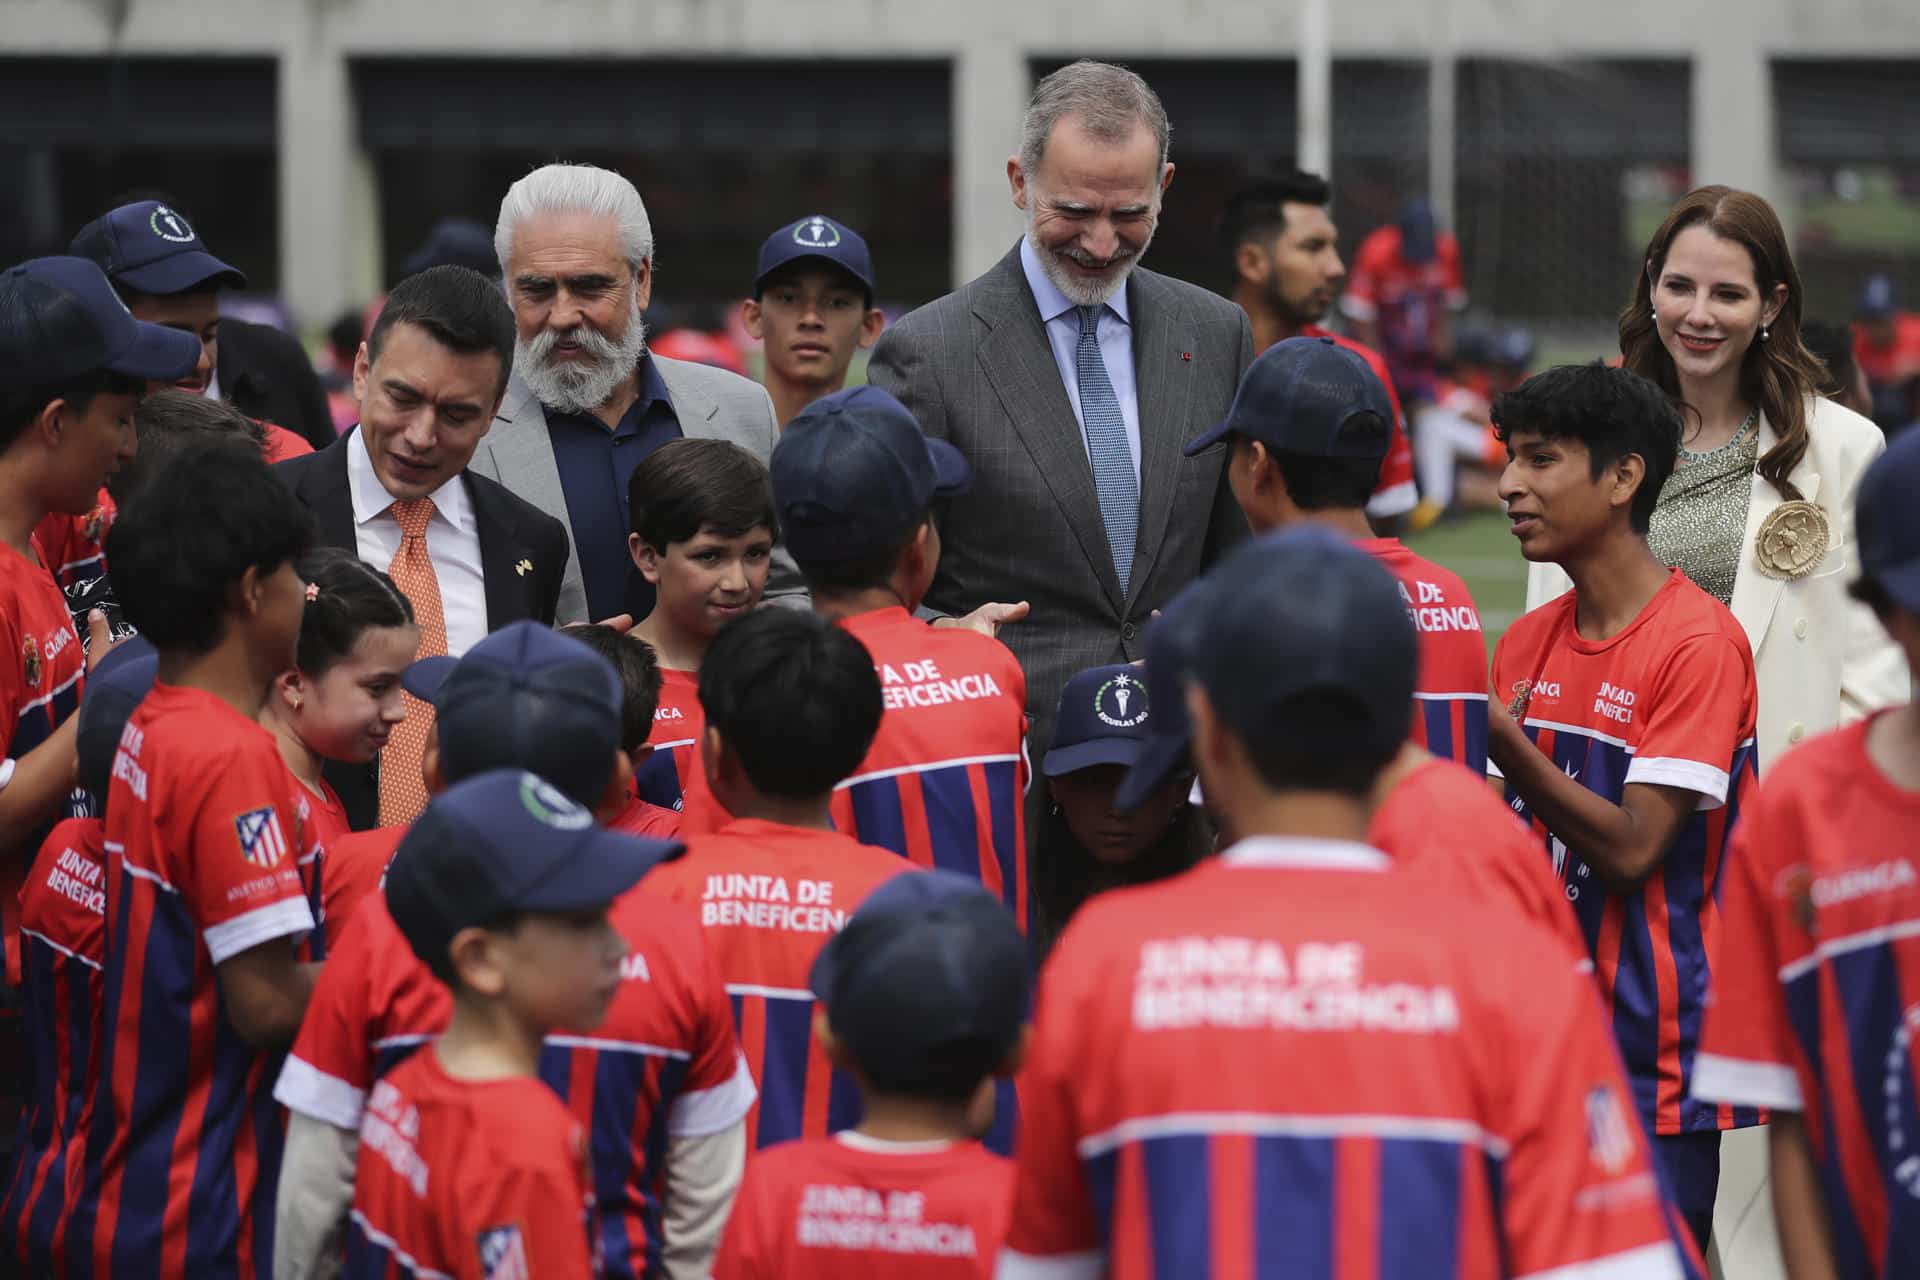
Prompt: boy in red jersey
<box><xmin>275</xmin><ymin>621</ymin><xmax>754</xmax><ymax>1280</ymax></box>
<box><xmin>770</xmin><ymin>385</ymin><xmax>1030</xmax><ymax>928</ymax></box>
<box><xmin>3</xmin><ymin>638</ymin><xmax>151</xmax><ymax>1276</ymax></box>
<box><xmin>1487</xmin><ymin>362</ymin><xmax>1760</xmax><ymax>1251</ymax></box>
<box><xmin>715</xmin><ymin>871</ymin><xmax>1029</xmax><ymax>1279</ymax></box>
<box><xmin>1185</xmin><ymin>334</ymin><xmax>1490</xmax><ymax>773</ymax></box>
<box><xmin>1692</xmin><ymin>428</ymin><xmax>1920</xmax><ymax>1278</ymax></box>
<box><xmin>626</xmin><ymin>439</ymin><xmax>780</xmax><ymax>826</ymax></box>
<box><xmin>563</xmin><ymin>622</ymin><xmax>684</xmax><ymax>838</ymax></box>
<box><xmin>73</xmin><ymin>437</ymin><xmax>319</xmax><ymax>1278</ymax></box>
<box><xmin>347</xmin><ymin>767</ymin><xmax>674</xmax><ymax>1279</ymax></box>
<box><xmin>1005</xmin><ymin>527</ymin><xmax>1683</xmax><ymax>1280</ymax></box>
<box><xmin>644</xmin><ymin>608</ymin><xmax>912</xmax><ymax>1151</ymax></box>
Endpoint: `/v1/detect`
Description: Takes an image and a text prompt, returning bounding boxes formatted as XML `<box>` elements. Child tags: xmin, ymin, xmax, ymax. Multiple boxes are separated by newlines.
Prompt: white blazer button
<box><xmin>1794</xmin><ymin>617</ymin><xmax>1809</xmax><ymax>640</ymax></box>
<box><xmin>1788</xmin><ymin>723</ymin><xmax>1806</xmax><ymax>743</ymax></box>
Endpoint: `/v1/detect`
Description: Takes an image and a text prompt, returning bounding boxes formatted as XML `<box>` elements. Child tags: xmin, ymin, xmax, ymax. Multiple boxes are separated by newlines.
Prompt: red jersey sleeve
<box><xmin>1624</xmin><ymin>634</ymin><xmax>1753</xmax><ymax>808</ymax></box>
<box><xmin>460</xmin><ymin>1131</ymin><xmax>599</xmax><ymax>1280</ymax></box>
<box><xmin>1342</xmin><ymin>232</ymin><xmax>1386</xmax><ymax>320</ymax></box>
<box><xmin>1001</xmin><ymin>951</ymin><xmax>1102</xmax><ymax>1271</ymax></box>
<box><xmin>1691</xmin><ymin>817</ymin><xmax>1803</xmax><ymax>1111</ymax></box>
<box><xmin>276</xmin><ymin>899</ymin><xmax>383</xmax><ymax>1130</ymax></box>
<box><xmin>1493</xmin><ymin>942</ymin><xmax>1681</xmax><ymax>1276</ymax></box>
<box><xmin>667</xmin><ymin>911</ymin><xmax>756</xmax><ymax>1139</ymax></box>
<box><xmin>184</xmin><ymin>745</ymin><xmax>313</xmax><ymax>964</ymax></box>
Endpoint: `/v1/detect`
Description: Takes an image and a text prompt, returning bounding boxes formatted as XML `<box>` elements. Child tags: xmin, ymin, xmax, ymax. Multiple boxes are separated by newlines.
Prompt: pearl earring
<box><xmin>1760</xmin><ymin>324</ymin><xmax>1771</xmax><ymax>342</ymax></box>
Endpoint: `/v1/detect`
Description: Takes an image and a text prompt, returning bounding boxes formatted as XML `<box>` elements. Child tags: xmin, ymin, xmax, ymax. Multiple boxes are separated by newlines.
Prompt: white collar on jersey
<box><xmin>834</xmin><ymin>1131</ymin><xmax>963</xmax><ymax>1155</ymax></box>
<box><xmin>1219</xmin><ymin>836</ymin><xmax>1390</xmax><ymax>871</ymax></box>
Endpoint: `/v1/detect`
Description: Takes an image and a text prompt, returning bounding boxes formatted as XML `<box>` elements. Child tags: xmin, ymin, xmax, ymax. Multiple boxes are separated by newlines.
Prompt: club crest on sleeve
<box><xmin>1584</xmin><ymin>1084</ymin><xmax>1635</xmax><ymax>1175</ymax></box>
<box><xmin>233</xmin><ymin>806</ymin><xmax>288</xmax><ymax>868</ymax></box>
<box><xmin>477</xmin><ymin>1224</ymin><xmax>530</xmax><ymax>1280</ymax></box>
<box><xmin>22</xmin><ymin>635</ymin><xmax>41</xmax><ymax>689</ymax></box>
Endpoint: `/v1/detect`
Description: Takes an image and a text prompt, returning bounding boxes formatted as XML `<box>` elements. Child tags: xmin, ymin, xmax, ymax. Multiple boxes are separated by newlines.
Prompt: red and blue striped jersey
<box><xmin>344</xmin><ymin>1049</ymin><xmax>601</xmax><ymax>1279</ymax></box>
<box><xmin>290</xmin><ymin>777</ymin><xmax>348</xmax><ymax>962</ymax></box>
<box><xmin>829</xmin><ymin>607</ymin><xmax>1029</xmax><ymax>930</ymax></box>
<box><xmin>1491</xmin><ymin>569</ymin><xmax>1759</xmax><ymax>1137</ymax></box>
<box><xmin>713</xmin><ymin>1132</ymin><xmax>1013</xmax><ymax>1280</ymax></box>
<box><xmin>30</xmin><ymin>489</ymin><xmax>115</xmax><ymax>590</ymax></box>
<box><xmin>1693</xmin><ymin>716</ymin><xmax>1920</xmax><ymax>1278</ymax></box>
<box><xmin>1358</xmin><ymin>538</ymin><xmax>1489</xmax><ymax>774</ymax></box>
<box><xmin>278</xmin><ymin>885</ymin><xmax>754</xmax><ymax>1280</ymax></box>
<box><xmin>4</xmin><ymin>817</ymin><xmax>106</xmax><ymax>1276</ymax></box>
<box><xmin>78</xmin><ymin>681</ymin><xmax>316</xmax><ymax>1279</ymax></box>
<box><xmin>1001</xmin><ymin>837</ymin><xmax>1684</xmax><ymax>1280</ymax></box>
<box><xmin>636</xmin><ymin>667</ymin><xmax>703</xmax><ymax>812</ymax></box>
<box><xmin>0</xmin><ymin>542</ymin><xmax>87</xmax><ymax>984</ymax></box>
<box><xmin>642</xmin><ymin>819</ymin><xmax>912</xmax><ymax>1150</ymax></box>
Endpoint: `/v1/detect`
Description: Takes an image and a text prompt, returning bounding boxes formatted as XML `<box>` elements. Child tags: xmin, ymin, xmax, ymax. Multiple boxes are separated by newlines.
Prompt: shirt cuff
<box><xmin>1623</xmin><ymin>757</ymin><xmax>1729</xmax><ymax>809</ymax></box>
<box><xmin>204</xmin><ymin>895</ymin><xmax>315</xmax><ymax>965</ymax></box>
<box><xmin>995</xmin><ymin>1250</ymin><xmax>1106</xmax><ymax>1280</ymax></box>
<box><xmin>1339</xmin><ymin>295</ymin><xmax>1379</xmax><ymax>323</ymax></box>
<box><xmin>1367</xmin><ymin>479</ymin><xmax>1418</xmax><ymax>519</ymax></box>
<box><xmin>1513</xmin><ymin>1242</ymin><xmax>1682</xmax><ymax>1280</ymax></box>
<box><xmin>0</xmin><ymin>758</ymin><xmax>14</xmax><ymax>791</ymax></box>
<box><xmin>667</xmin><ymin>1053</ymin><xmax>758</xmax><ymax>1138</ymax></box>
<box><xmin>1691</xmin><ymin>1052</ymin><xmax>1803</xmax><ymax>1111</ymax></box>
<box><xmin>275</xmin><ymin>1053</ymin><xmax>369</xmax><ymax>1131</ymax></box>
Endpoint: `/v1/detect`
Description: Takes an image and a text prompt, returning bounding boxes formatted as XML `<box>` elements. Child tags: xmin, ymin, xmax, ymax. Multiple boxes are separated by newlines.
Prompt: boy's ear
<box><xmin>629</xmin><ymin>532</ymin><xmax>663</xmax><ymax>583</ymax></box>
<box><xmin>700</xmin><ymin>723</ymin><xmax>729</xmax><ymax>790</ymax></box>
<box><xmin>996</xmin><ymin>1023</ymin><xmax>1034</xmax><ymax>1078</ymax></box>
<box><xmin>232</xmin><ymin>563</ymin><xmax>264</xmax><ymax>620</ymax></box>
<box><xmin>595</xmin><ymin>750</ymin><xmax>635</xmax><ymax>822</ymax></box>
<box><xmin>741</xmin><ymin>298</ymin><xmax>765</xmax><ymax>341</ymax></box>
<box><xmin>447</xmin><ymin>926</ymin><xmax>508</xmax><ymax>997</ymax></box>
<box><xmin>858</xmin><ymin>307</ymin><xmax>885</xmax><ymax>351</ymax></box>
<box><xmin>1610</xmin><ymin>451</ymin><xmax>1648</xmax><ymax>514</ymax></box>
<box><xmin>812</xmin><ymin>1009</ymin><xmax>856</xmax><ymax>1071</ymax></box>
<box><xmin>422</xmin><ymin>732</ymin><xmax>444</xmax><ymax>796</ymax></box>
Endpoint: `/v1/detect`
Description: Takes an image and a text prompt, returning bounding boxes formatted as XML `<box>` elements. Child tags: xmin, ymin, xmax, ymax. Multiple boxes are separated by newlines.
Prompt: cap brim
<box><xmin>926</xmin><ymin>437</ymin><xmax>973</xmax><ymax>498</ymax></box>
<box><xmin>108</xmin><ymin>320</ymin><xmax>204</xmax><ymax>382</ymax></box>
<box><xmin>1183</xmin><ymin>418</ymin><xmax>1234</xmax><ymax>457</ymax></box>
<box><xmin>402</xmin><ymin>655</ymin><xmax>458</xmax><ymax>704</ymax></box>
<box><xmin>1041</xmin><ymin>736</ymin><xmax>1147</xmax><ymax>778</ymax></box>
<box><xmin>754</xmin><ymin>251</ymin><xmax>874</xmax><ymax>296</ymax></box>
<box><xmin>1112</xmin><ymin>728</ymin><xmax>1190</xmax><ymax>812</ymax></box>
<box><xmin>518</xmin><ymin>829</ymin><xmax>683</xmax><ymax>912</ymax></box>
<box><xmin>114</xmin><ymin>251</ymin><xmax>247</xmax><ymax>296</ymax></box>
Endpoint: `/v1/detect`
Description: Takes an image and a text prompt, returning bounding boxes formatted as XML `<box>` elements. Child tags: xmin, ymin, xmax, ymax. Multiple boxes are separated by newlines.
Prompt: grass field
<box><xmin>1402</xmin><ymin>508</ymin><xmax>1530</xmax><ymax>656</ymax></box>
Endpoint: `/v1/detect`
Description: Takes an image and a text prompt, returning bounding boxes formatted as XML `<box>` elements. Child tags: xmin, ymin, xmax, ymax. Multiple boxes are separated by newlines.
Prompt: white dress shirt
<box><xmin>345</xmin><ymin>426</ymin><xmax>488</xmax><ymax>657</ymax></box>
<box><xmin>1019</xmin><ymin>237</ymin><xmax>1142</xmax><ymax>483</ymax></box>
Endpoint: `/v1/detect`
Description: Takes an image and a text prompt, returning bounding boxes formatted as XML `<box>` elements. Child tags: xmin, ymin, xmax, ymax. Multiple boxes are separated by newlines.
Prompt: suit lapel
<box><xmin>652</xmin><ymin>357</ymin><xmax>721</xmax><ymax>433</ymax></box>
<box><xmin>1728</xmin><ymin>414</ymin><xmax>1821</xmax><ymax>655</ymax></box>
<box><xmin>311</xmin><ymin>437</ymin><xmax>359</xmax><ymax>553</ymax></box>
<box><xmin>465</xmin><ymin>475</ymin><xmax>534</xmax><ymax>630</ymax></box>
<box><xmin>973</xmin><ymin>250</ymin><xmax>1125</xmax><ymax>611</ymax></box>
<box><xmin>1126</xmin><ymin>270</ymin><xmax>1198</xmax><ymax>595</ymax></box>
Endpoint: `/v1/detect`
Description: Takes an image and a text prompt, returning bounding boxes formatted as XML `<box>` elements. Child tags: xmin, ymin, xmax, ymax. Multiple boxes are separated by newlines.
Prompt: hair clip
<box><xmin>304</xmin><ymin>582</ymin><xmax>320</xmax><ymax>602</ymax></box>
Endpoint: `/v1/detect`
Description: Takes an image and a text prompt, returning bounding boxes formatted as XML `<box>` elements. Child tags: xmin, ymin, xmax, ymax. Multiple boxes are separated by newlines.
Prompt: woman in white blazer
<box><xmin>1524</xmin><ymin>185</ymin><xmax>1909</xmax><ymax>1280</ymax></box>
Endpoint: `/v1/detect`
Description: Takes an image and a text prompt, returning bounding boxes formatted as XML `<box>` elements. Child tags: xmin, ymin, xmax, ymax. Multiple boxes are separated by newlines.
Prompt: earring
<box><xmin>1760</xmin><ymin>324</ymin><xmax>1771</xmax><ymax>342</ymax></box>
<box><xmin>1649</xmin><ymin>307</ymin><xmax>1657</xmax><ymax>322</ymax></box>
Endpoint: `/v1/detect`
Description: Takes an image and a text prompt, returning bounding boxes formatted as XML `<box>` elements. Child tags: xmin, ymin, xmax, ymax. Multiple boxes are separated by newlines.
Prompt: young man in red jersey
<box><xmin>347</xmin><ymin>768</ymin><xmax>673</xmax><ymax>1278</ymax></box>
<box><xmin>742</xmin><ymin>215</ymin><xmax>885</xmax><ymax>429</ymax></box>
<box><xmin>714</xmin><ymin>871</ymin><xmax>1028</xmax><ymax>1279</ymax></box>
<box><xmin>643</xmin><ymin>608</ymin><xmax>913</xmax><ymax>1152</ymax></box>
<box><xmin>770</xmin><ymin>386</ymin><xmax>1029</xmax><ymax>929</ymax></box>
<box><xmin>1005</xmin><ymin>527</ymin><xmax>1683</xmax><ymax>1279</ymax></box>
<box><xmin>275</xmin><ymin>621</ymin><xmax>754</xmax><ymax>1280</ymax></box>
<box><xmin>1220</xmin><ymin>173</ymin><xmax>1416</xmax><ymax>523</ymax></box>
<box><xmin>1186</xmin><ymin>334</ymin><xmax>1490</xmax><ymax>774</ymax></box>
<box><xmin>2</xmin><ymin>638</ymin><xmax>151</xmax><ymax>1275</ymax></box>
<box><xmin>626</xmin><ymin>438</ymin><xmax>780</xmax><ymax>829</ymax></box>
<box><xmin>1488</xmin><ymin>362</ymin><xmax>1760</xmax><ymax>1252</ymax></box>
<box><xmin>73</xmin><ymin>437</ymin><xmax>318</xmax><ymax>1278</ymax></box>
<box><xmin>1692</xmin><ymin>427</ymin><xmax>1920</xmax><ymax>1279</ymax></box>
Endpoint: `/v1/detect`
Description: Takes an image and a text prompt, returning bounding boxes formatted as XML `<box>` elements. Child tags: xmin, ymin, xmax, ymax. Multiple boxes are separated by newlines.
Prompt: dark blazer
<box><xmin>867</xmin><ymin>243</ymin><xmax>1252</xmax><ymax>753</ymax></box>
<box><xmin>275</xmin><ymin>431</ymin><xmax>570</xmax><ymax>828</ymax></box>
<box><xmin>220</xmin><ymin>317</ymin><xmax>337</xmax><ymax>450</ymax></box>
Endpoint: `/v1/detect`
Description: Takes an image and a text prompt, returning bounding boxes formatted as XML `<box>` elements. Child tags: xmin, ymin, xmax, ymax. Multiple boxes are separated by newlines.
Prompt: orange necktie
<box><xmin>380</xmin><ymin>498</ymin><xmax>448</xmax><ymax>825</ymax></box>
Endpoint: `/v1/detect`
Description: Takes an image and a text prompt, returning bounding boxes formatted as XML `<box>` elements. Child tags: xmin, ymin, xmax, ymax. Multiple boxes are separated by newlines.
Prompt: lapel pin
<box><xmin>515</xmin><ymin>558</ymin><xmax>533</xmax><ymax>576</ymax></box>
<box><xmin>1180</xmin><ymin>351</ymin><xmax>1192</xmax><ymax>362</ymax></box>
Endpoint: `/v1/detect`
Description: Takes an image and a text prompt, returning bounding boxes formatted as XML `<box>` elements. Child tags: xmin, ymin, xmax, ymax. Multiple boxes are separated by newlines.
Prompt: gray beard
<box><xmin>515</xmin><ymin>297</ymin><xmax>649</xmax><ymax>416</ymax></box>
<box><xmin>1025</xmin><ymin>208</ymin><xmax>1152</xmax><ymax>308</ymax></box>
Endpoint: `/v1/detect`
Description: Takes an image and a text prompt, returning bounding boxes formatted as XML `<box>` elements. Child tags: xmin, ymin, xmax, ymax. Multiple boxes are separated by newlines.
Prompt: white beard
<box><xmin>515</xmin><ymin>291</ymin><xmax>649</xmax><ymax>416</ymax></box>
<box><xmin>1025</xmin><ymin>203</ymin><xmax>1154</xmax><ymax>308</ymax></box>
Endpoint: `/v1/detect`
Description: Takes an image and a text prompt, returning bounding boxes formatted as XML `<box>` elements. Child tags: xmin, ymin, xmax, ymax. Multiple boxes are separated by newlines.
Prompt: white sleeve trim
<box><xmin>1515</xmin><ymin>1241</ymin><xmax>1683</xmax><ymax>1280</ymax></box>
<box><xmin>666</xmin><ymin>1052</ymin><xmax>758</xmax><ymax>1138</ymax></box>
<box><xmin>1339</xmin><ymin>295</ymin><xmax>1379</xmax><ymax>322</ymax></box>
<box><xmin>0</xmin><ymin>758</ymin><xmax>15</xmax><ymax>791</ymax></box>
<box><xmin>204</xmin><ymin>895</ymin><xmax>315</xmax><ymax>964</ymax></box>
<box><xmin>1691</xmin><ymin>1052</ymin><xmax>1803</xmax><ymax>1111</ymax></box>
<box><xmin>995</xmin><ymin>1249</ymin><xmax>1106</xmax><ymax>1280</ymax></box>
<box><xmin>1367</xmin><ymin>479</ymin><xmax>1418</xmax><ymax>519</ymax></box>
<box><xmin>1623</xmin><ymin>757</ymin><xmax>1729</xmax><ymax>809</ymax></box>
<box><xmin>274</xmin><ymin>1052</ymin><xmax>368</xmax><ymax>1131</ymax></box>
<box><xmin>1486</xmin><ymin>760</ymin><xmax>1506</xmax><ymax>780</ymax></box>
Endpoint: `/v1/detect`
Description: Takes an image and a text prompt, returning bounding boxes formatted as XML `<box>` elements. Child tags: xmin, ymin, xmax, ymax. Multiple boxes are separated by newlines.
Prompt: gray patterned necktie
<box><xmin>1075</xmin><ymin>304</ymin><xmax>1139</xmax><ymax>594</ymax></box>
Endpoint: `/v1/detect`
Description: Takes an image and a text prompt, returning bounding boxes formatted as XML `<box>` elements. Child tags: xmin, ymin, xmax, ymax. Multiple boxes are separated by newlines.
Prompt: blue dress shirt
<box><xmin>1018</xmin><ymin>237</ymin><xmax>1141</xmax><ymax>483</ymax></box>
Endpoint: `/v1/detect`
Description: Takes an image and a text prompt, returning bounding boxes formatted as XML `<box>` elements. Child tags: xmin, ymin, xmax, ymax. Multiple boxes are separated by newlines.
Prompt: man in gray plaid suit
<box><xmin>868</xmin><ymin>59</ymin><xmax>1252</xmax><ymax>768</ymax></box>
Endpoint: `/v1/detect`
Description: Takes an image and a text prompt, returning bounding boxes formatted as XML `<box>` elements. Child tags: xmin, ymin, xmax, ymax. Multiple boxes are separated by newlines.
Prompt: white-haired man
<box><xmin>867</xmin><ymin>60</ymin><xmax>1252</xmax><ymax>798</ymax></box>
<box><xmin>473</xmin><ymin>162</ymin><xmax>804</xmax><ymax>623</ymax></box>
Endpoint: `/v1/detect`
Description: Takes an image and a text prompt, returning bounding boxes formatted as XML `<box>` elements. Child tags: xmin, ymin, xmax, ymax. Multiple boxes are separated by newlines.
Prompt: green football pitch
<box><xmin>1402</xmin><ymin>509</ymin><xmax>1530</xmax><ymax>657</ymax></box>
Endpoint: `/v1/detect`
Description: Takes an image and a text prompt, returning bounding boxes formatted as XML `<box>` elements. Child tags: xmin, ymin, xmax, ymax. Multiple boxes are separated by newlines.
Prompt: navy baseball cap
<box><xmin>402</xmin><ymin>622</ymin><xmax>623</xmax><ymax>806</ymax></box>
<box><xmin>70</xmin><ymin>201</ymin><xmax>247</xmax><ymax>296</ymax></box>
<box><xmin>1187</xmin><ymin>526</ymin><xmax>1415</xmax><ymax>759</ymax></box>
<box><xmin>1043</xmin><ymin>664</ymin><xmax>1154</xmax><ymax>777</ymax></box>
<box><xmin>1184</xmin><ymin>336</ymin><xmax>1394</xmax><ymax>459</ymax></box>
<box><xmin>403</xmin><ymin>218</ymin><xmax>500</xmax><ymax>279</ymax></box>
<box><xmin>810</xmin><ymin>870</ymin><xmax>1030</xmax><ymax>1090</ymax></box>
<box><xmin>75</xmin><ymin>636</ymin><xmax>158</xmax><ymax>802</ymax></box>
<box><xmin>772</xmin><ymin>385</ymin><xmax>970</xmax><ymax>561</ymax></box>
<box><xmin>1113</xmin><ymin>580</ymin><xmax>1213</xmax><ymax>812</ymax></box>
<box><xmin>1856</xmin><ymin>425</ymin><xmax>1920</xmax><ymax>614</ymax></box>
<box><xmin>386</xmin><ymin>768</ymin><xmax>680</xmax><ymax>971</ymax></box>
<box><xmin>0</xmin><ymin>257</ymin><xmax>203</xmax><ymax>384</ymax></box>
<box><xmin>1397</xmin><ymin>199</ymin><xmax>1438</xmax><ymax>265</ymax></box>
<box><xmin>1859</xmin><ymin>274</ymin><xmax>1898</xmax><ymax>321</ymax></box>
<box><xmin>754</xmin><ymin>215</ymin><xmax>876</xmax><ymax>297</ymax></box>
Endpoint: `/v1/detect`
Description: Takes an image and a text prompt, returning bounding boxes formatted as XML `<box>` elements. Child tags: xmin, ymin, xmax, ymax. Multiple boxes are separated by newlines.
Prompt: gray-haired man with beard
<box><xmin>867</xmin><ymin>59</ymin><xmax>1252</xmax><ymax>796</ymax></box>
<box><xmin>472</xmin><ymin>163</ymin><xmax>804</xmax><ymax>623</ymax></box>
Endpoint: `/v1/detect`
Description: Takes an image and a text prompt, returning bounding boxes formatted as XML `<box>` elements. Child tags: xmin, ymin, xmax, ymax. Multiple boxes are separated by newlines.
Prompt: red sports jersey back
<box><xmin>79</xmin><ymin>682</ymin><xmax>316</xmax><ymax>1278</ymax></box>
<box><xmin>635</xmin><ymin>668</ymin><xmax>703</xmax><ymax>811</ymax></box>
<box><xmin>1000</xmin><ymin>838</ymin><xmax>1682</xmax><ymax>1280</ymax></box>
<box><xmin>644</xmin><ymin>819</ymin><xmax>911</xmax><ymax>1149</ymax></box>
<box><xmin>318</xmin><ymin>823</ymin><xmax>402</xmax><ymax>938</ymax></box>
<box><xmin>1358</xmin><ymin>538</ymin><xmax>1488</xmax><ymax>772</ymax></box>
<box><xmin>714</xmin><ymin>1133</ymin><xmax>1013</xmax><ymax>1280</ymax></box>
<box><xmin>829</xmin><ymin>607</ymin><xmax>1029</xmax><ymax>929</ymax></box>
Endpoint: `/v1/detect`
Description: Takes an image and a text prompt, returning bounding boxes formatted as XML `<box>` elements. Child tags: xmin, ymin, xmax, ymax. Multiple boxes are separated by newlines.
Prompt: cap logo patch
<box><xmin>793</xmin><ymin>217</ymin><xmax>842</xmax><ymax>249</ymax></box>
<box><xmin>149</xmin><ymin>205</ymin><xmax>196</xmax><ymax>244</ymax></box>
<box><xmin>1094</xmin><ymin>672</ymin><xmax>1147</xmax><ymax>729</ymax></box>
<box><xmin>519</xmin><ymin>772</ymin><xmax>592</xmax><ymax>831</ymax></box>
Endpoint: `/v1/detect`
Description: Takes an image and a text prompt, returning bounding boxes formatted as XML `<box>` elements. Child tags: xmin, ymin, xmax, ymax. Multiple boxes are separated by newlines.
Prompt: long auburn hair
<box><xmin>1618</xmin><ymin>185</ymin><xmax>1827</xmax><ymax>501</ymax></box>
